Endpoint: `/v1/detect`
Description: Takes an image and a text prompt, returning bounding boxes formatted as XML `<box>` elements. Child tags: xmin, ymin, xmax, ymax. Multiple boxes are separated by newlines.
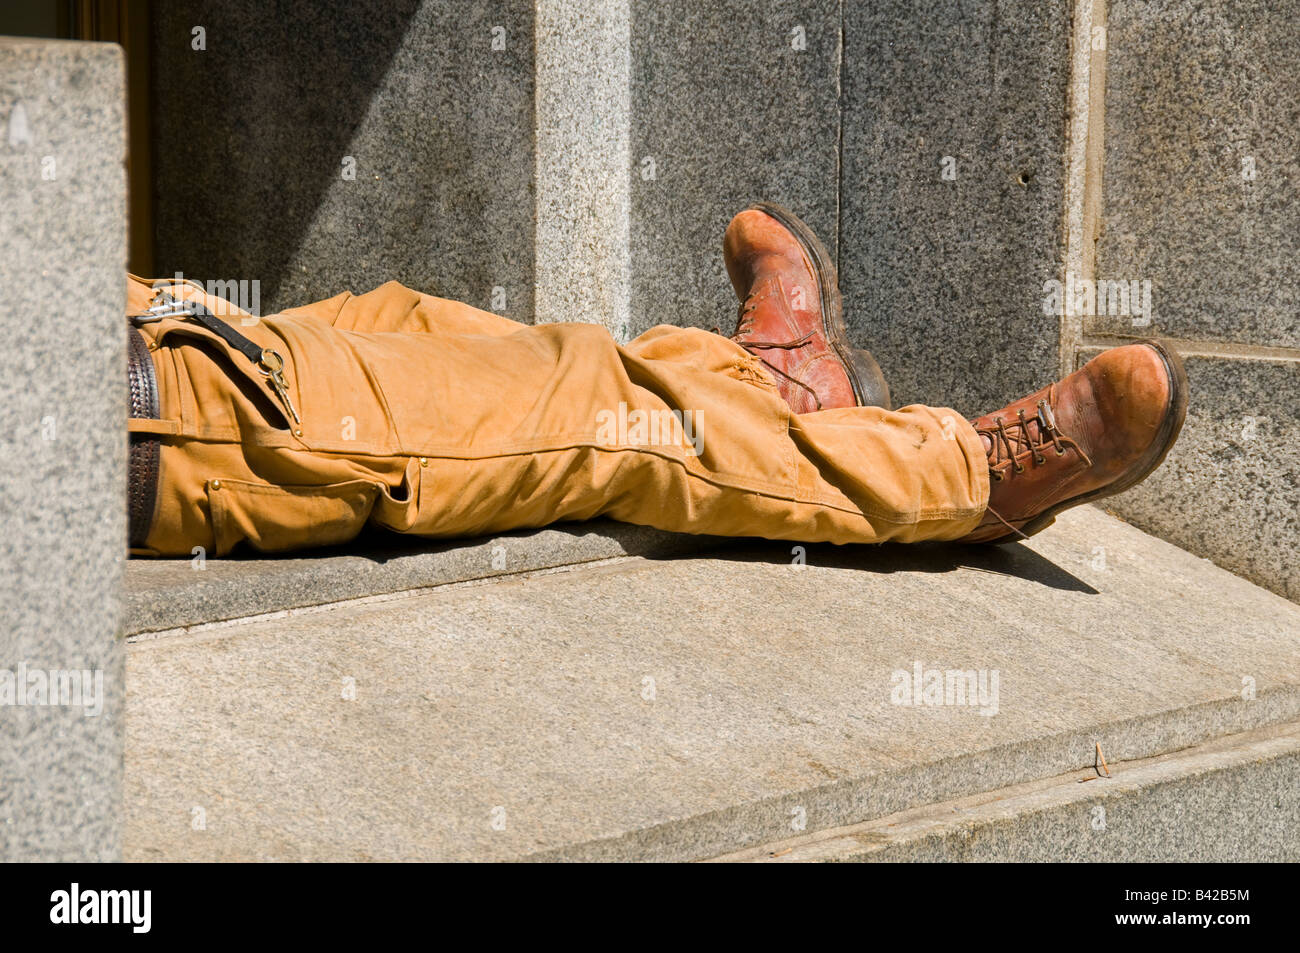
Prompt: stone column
<box><xmin>0</xmin><ymin>38</ymin><xmax>127</xmax><ymax>861</ymax></box>
<box><xmin>534</xmin><ymin>0</ymin><xmax>632</xmax><ymax>335</ymax></box>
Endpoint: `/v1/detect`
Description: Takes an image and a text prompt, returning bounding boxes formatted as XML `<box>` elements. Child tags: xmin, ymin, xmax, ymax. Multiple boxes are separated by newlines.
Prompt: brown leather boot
<box><xmin>959</xmin><ymin>340</ymin><xmax>1189</xmax><ymax>543</ymax></box>
<box><xmin>723</xmin><ymin>202</ymin><xmax>890</xmax><ymax>412</ymax></box>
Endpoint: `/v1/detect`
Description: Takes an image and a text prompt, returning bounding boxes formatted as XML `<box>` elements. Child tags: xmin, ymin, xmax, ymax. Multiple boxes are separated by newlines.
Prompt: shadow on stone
<box><xmin>682</xmin><ymin>538</ymin><xmax>1099</xmax><ymax>595</ymax></box>
<box><xmin>126</xmin><ymin>521</ymin><xmax>1095</xmax><ymax>638</ymax></box>
<box><xmin>194</xmin><ymin>520</ymin><xmax>714</xmax><ymax>564</ymax></box>
<box><xmin>180</xmin><ymin>520</ymin><xmax>1095</xmax><ymax>596</ymax></box>
<box><xmin>151</xmin><ymin>0</ymin><xmax>423</xmax><ymax>304</ymax></box>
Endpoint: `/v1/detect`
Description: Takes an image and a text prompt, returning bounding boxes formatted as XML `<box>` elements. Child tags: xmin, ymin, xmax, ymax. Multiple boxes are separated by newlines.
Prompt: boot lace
<box><xmin>977</xmin><ymin>389</ymin><xmax>1092</xmax><ymax>483</ymax></box>
<box><xmin>973</xmin><ymin>390</ymin><xmax>1092</xmax><ymax>541</ymax></box>
<box><xmin>715</xmin><ymin>285</ymin><xmax>823</xmax><ymax>410</ymax></box>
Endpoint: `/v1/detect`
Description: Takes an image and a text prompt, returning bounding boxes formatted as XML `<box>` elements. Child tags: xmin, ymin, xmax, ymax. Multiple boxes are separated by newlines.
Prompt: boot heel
<box><xmin>838</xmin><ymin>344</ymin><xmax>892</xmax><ymax>410</ymax></box>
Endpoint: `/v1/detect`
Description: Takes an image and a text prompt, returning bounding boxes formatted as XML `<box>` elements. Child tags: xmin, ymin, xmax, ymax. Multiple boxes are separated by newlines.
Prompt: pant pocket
<box><xmin>370</xmin><ymin>457</ymin><xmax>423</xmax><ymax>533</ymax></box>
<box><xmin>206</xmin><ymin>478</ymin><xmax>379</xmax><ymax>555</ymax></box>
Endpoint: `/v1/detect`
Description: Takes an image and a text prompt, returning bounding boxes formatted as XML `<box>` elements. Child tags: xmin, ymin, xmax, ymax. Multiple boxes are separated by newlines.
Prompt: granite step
<box><xmin>125</xmin><ymin>522</ymin><xmax>720</xmax><ymax>637</ymax></box>
<box><xmin>124</xmin><ymin>505</ymin><xmax>1300</xmax><ymax>861</ymax></box>
<box><xmin>710</xmin><ymin>719</ymin><xmax>1300</xmax><ymax>862</ymax></box>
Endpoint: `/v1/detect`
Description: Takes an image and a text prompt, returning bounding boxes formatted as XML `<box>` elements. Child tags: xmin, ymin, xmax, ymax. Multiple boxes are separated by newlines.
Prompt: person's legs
<box><xmin>130</xmin><ymin>279</ymin><xmax>988</xmax><ymax>556</ymax></box>
<box><xmin>128</xmin><ymin>191</ymin><xmax>1186</xmax><ymax>559</ymax></box>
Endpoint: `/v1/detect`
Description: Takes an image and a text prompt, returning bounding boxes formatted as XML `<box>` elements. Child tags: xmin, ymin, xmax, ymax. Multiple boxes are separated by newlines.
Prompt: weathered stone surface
<box><xmin>126</xmin><ymin>521</ymin><xmax>722</xmax><ymax>636</ymax></box>
<box><xmin>627</xmin><ymin>0</ymin><xmax>840</xmax><ymax>339</ymax></box>
<box><xmin>0</xmin><ymin>39</ymin><xmax>126</xmax><ymax>861</ymax></box>
<box><xmin>1095</xmin><ymin>0</ymin><xmax>1300</xmax><ymax>348</ymax></box>
<box><xmin>151</xmin><ymin>1</ymin><xmax>535</xmax><ymax>319</ymax></box>
<box><xmin>839</xmin><ymin>0</ymin><xmax>1071</xmax><ymax>415</ymax></box>
<box><xmin>1085</xmin><ymin>350</ymin><xmax>1300</xmax><ymax>603</ymax></box>
<box><xmin>715</xmin><ymin>720</ymin><xmax>1300</xmax><ymax>862</ymax></box>
<box><xmin>125</xmin><ymin>506</ymin><xmax>1300</xmax><ymax>862</ymax></box>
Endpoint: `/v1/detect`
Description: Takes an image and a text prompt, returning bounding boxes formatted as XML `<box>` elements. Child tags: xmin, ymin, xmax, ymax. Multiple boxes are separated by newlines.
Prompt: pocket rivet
<box><xmin>294</xmin><ymin>428</ymin><xmax>303</xmax><ymax>437</ymax></box>
<box><xmin>419</xmin><ymin>457</ymin><xmax>428</xmax><ymax>467</ymax></box>
<box><xmin>211</xmin><ymin>479</ymin><xmax>222</xmax><ymax>490</ymax></box>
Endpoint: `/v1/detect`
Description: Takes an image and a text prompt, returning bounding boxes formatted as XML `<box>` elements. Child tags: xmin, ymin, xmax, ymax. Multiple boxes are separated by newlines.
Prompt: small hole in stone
<box><xmin>1017</xmin><ymin>170</ymin><xmax>1035</xmax><ymax>187</ymax></box>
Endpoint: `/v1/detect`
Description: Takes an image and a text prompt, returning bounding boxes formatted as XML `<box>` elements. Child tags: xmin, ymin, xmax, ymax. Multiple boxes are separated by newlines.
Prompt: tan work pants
<box><xmin>127</xmin><ymin>276</ymin><xmax>989</xmax><ymax>557</ymax></box>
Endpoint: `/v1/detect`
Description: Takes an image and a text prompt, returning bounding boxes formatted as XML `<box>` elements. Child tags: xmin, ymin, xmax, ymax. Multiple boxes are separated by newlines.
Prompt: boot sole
<box><xmin>748</xmin><ymin>201</ymin><xmax>892</xmax><ymax>410</ymax></box>
<box><xmin>979</xmin><ymin>338</ymin><xmax>1190</xmax><ymax>545</ymax></box>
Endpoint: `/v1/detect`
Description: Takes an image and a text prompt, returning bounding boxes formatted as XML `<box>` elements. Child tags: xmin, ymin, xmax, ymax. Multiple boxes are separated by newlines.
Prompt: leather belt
<box><xmin>127</xmin><ymin>325</ymin><xmax>161</xmax><ymax>548</ymax></box>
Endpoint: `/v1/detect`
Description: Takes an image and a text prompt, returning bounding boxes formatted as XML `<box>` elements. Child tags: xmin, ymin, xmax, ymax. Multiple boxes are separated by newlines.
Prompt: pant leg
<box><xmin>136</xmin><ymin>282</ymin><xmax>988</xmax><ymax>556</ymax></box>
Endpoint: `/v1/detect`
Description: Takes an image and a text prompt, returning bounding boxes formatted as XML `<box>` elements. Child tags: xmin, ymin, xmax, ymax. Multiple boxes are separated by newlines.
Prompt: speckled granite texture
<box><xmin>627</xmin><ymin>0</ymin><xmax>840</xmax><ymax>339</ymax></box>
<box><xmin>1096</xmin><ymin>0</ymin><xmax>1300</xmax><ymax>348</ymax></box>
<box><xmin>151</xmin><ymin>1</ymin><xmax>535</xmax><ymax>319</ymax></box>
<box><xmin>126</xmin><ymin>521</ymin><xmax>722</xmax><ymax>636</ymax></box>
<box><xmin>839</xmin><ymin>0</ymin><xmax>1072</xmax><ymax>416</ymax></box>
<box><xmin>1090</xmin><ymin>351</ymin><xmax>1300</xmax><ymax>603</ymax></box>
<box><xmin>715</xmin><ymin>722</ymin><xmax>1300</xmax><ymax>861</ymax></box>
<box><xmin>147</xmin><ymin>0</ymin><xmax>1067</xmax><ymax>411</ymax></box>
<box><xmin>124</xmin><ymin>506</ymin><xmax>1300</xmax><ymax>861</ymax></box>
<box><xmin>1095</xmin><ymin>0</ymin><xmax>1300</xmax><ymax>603</ymax></box>
<box><xmin>0</xmin><ymin>38</ymin><xmax>126</xmax><ymax>862</ymax></box>
<box><xmin>534</xmin><ymin>1</ymin><xmax>632</xmax><ymax>334</ymax></box>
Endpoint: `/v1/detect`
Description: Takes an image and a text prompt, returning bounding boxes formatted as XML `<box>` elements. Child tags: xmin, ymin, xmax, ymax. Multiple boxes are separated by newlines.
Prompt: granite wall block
<box><xmin>151</xmin><ymin>0</ymin><xmax>536</xmax><ymax>320</ymax></box>
<box><xmin>840</xmin><ymin>0</ymin><xmax>1073</xmax><ymax>415</ymax></box>
<box><xmin>1095</xmin><ymin>0</ymin><xmax>1300</xmax><ymax>348</ymax></box>
<box><xmin>628</xmin><ymin>0</ymin><xmax>840</xmax><ymax>339</ymax></box>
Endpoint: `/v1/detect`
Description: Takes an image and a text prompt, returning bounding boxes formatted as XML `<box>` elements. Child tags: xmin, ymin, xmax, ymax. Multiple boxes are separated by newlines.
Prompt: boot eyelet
<box><xmin>1013</xmin><ymin>464</ymin><xmax>1024</xmax><ymax>473</ymax></box>
<box><xmin>1034</xmin><ymin>455</ymin><xmax>1045</xmax><ymax>465</ymax></box>
<box><xmin>1056</xmin><ymin>448</ymin><xmax>1066</xmax><ymax>456</ymax></box>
